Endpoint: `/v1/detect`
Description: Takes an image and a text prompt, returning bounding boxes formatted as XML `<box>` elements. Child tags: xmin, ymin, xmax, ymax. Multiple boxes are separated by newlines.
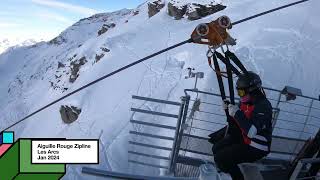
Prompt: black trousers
<box><xmin>209</xmin><ymin>123</ymin><xmax>242</xmax><ymax>144</ymax></box>
<box><xmin>213</xmin><ymin>136</ymin><xmax>268</xmax><ymax>180</ymax></box>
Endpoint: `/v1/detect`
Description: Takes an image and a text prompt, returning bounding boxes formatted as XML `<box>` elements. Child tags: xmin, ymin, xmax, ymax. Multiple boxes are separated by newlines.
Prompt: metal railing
<box><xmin>82</xmin><ymin>167</ymin><xmax>198</xmax><ymax>180</ymax></box>
<box><xmin>128</xmin><ymin>95</ymin><xmax>186</xmax><ymax>173</ymax></box>
<box><xmin>168</xmin><ymin>87</ymin><xmax>320</xmax><ymax>177</ymax></box>
<box><xmin>127</xmin><ymin>87</ymin><xmax>320</xmax><ymax>177</ymax></box>
<box><xmin>289</xmin><ymin>158</ymin><xmax>320</xmax><ymax>180</ymax></box>
<box><xmin>82</xmin><ymin>86</ymin><xmax>320</xmax><ymax>179</ymax></box>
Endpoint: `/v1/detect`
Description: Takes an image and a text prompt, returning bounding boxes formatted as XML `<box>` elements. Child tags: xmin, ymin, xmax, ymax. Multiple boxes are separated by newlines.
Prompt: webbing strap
<box><xmin>207</xmin><ymin>56</ymin><xmax>228</xmax><ymax>78</ymax></box>
<box><xmin>217</xmin><ymin>51</ymin><xmax>235</xmax><ymax>105</ymax></box>
<box><xmin>211</xmin><ymin>53</ymin><xmax>229</xmax><ymax>117</ymax></box>
<box><xmin>211</xmin><ymin>54</ymin><xmax>226</xmax><ymax>99</ymax></box>
<box><xmin>225</xmin><ymin>50</ymin><xmax>248</xmax><ymax>73</ymax></box>
<box><xmin>215</xmin><ymin>51</ymin><xmax>241</xmax><ymax>76</ymax></box>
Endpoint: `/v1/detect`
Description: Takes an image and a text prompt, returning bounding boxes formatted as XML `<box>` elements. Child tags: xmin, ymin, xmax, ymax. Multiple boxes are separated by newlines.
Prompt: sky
<box><xmin>0</xmin><ymin>0</ymin><xmax>146</xmax><ymax>41</ymax></box>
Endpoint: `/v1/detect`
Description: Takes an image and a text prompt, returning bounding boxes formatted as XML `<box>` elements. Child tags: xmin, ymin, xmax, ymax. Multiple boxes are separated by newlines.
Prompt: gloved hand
<box><xmin>222</xmin><ymin>100</ymin><xmax>230</xmax><ymax>111</ymax></box>
<box><xmin>228</xmin><ymin>104</ymin><xmax>239</xmax><ymax>117</ymax></box>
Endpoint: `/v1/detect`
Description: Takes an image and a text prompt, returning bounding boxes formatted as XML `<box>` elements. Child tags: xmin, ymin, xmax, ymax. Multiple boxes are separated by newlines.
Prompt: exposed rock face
<box><xmin>133</xmin><ymin>10</ymin><xmax>139</xmax><ymax>16</ymax></box>
<box><xmin>60</xmin><ymin>105</ymin><xmax>81</xmax><ymax>124</ymax></box>
<box><xmin>98</xmin><ymin>27</ymin><xmax>108</xmax><ymax>36</ymax></box>
<box><xmin>58</xmin><ymin>62</ymin><xmax>65</xmax><ymax>68</ymax></box>
<box><xmin>95</xmin><ymin>53</ymin><xmax>105</xmax><ymax>63</ymax></box>
<box><xmin>186</xmin><ymin>4</ymin><xmax>226</xmax><ymax>20</ymax></box>
<box><xmin>69</xmin><ymin>56</ymin><xmax>87</xmax><ymax>83</ymax></box>
<box><xmin>168</xmin><ymin>2</ymin><xmax>187</xmax><ymax>20</ymax></box>
<box><xmin>100</xmin><ymin>47</ymin><xmax>110</xmax><ymax>53</ymax></box>
<box><xmin>167</xmin><ymin>1</ymin><xmax>226</xmax><ymax>20</ymax></box>
<box><xmin>148</xmin><ymin>0</ymin><xmax>165</xmax><ymax>17</ymax></box>
<box><xmin>49</xmin><ymin>36</ymin><xmax>67</xmax><ymax>45</ymax></box>
<box><xmin>106</xmin><ymin>23</ymin><xmax>116</xmax><ymax>28</ymax></box>
<box><xmin>98</xmin><ymin>23</ymin><xmax>116</xmax><ymax>36</ymax></box>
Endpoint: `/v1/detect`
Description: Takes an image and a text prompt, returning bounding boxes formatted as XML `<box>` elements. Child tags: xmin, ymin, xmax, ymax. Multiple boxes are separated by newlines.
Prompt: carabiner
<box><xmin>206</xmin><ymin>46</ymin><xmax>216</xmax><ymax>58</ymax></box>
<box><xmin>206</xmin><ymin>49</ymin><xmax>214</xmax><ymax>58</ymax></box>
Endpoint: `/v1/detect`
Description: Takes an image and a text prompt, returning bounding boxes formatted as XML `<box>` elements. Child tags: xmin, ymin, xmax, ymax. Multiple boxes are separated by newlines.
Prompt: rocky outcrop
<box><xmin>49</xmin><ymin>36</ymin><xmax>67</xmax><ymax>45</ymax></box>
<box><xmin>133</xmin><ymin>10</ymin><xmax>139</xmax><ymax>16</ymax></box>
<box><xmin>148</xmin><ymin>0</ymin><xmax>165</xmax><ymax>17</ymax></box>
<box><xmin>100</xmin><ymin>47</ymin><xmax>110</xmax><ymax>53</ymax></box>
<box><xmin>69</xmin><ymin>56</ymin><xmax>87</xmax><ymax>83</ymax></box>
<box><xmin>98</xmin><ymin>23</ymin><xmax>116</xmax><ymax>36</ymax></box>
<box><xmin>167</xmin><ymin>1</ymin><xmax>226</xmax><ymax>21</ymax></box>
<box><xmin>168</xmin><ymin>2</ymin><xmax>187</xmax><ymax>20</ymax></box>
<box><xmin>60</xmin><ymin>105</ymin><xmax>81</xmax><ymax>124</ymax></box>
<box><xmin>98</xmin><ymin>26</ymin><xmax>108</xmax><ymax>36</ymax></box>
<box><xmin>58</xmin><ymin>62</ymin><xmax>65</xmax><ymax>68</ymax></box>
<box><xmin>186</xmin><ymin>4</ymin><xmax>226</xmax><ymax>20</ymax></box>
<box><xmin>95</xmin><ymin>53</ymin><xmax>105</xmax><ymax>63</ymax></box>
<box><xmin>76</xmin><ymin>10</ymin><xmax>132</xmax><ymax>25</ymax></box>
<box><xmin>106</xmin><ymin>23</ymin><xmax>116</xmax><ymax>28</ymax></box>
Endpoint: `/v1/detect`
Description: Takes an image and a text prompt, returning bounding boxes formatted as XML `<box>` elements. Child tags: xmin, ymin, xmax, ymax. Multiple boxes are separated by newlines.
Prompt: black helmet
<box><xmin>236</xmin><ymin>71</ymin><xmax>262</xmax><ymax>92</ymax></box>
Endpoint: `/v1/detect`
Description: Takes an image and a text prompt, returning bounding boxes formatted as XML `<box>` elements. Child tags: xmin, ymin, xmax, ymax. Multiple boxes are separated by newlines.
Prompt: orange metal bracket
<box><xmin>191</xmin><ymin>16</ymin><xmax>236</xmax><ymax>47</ymax></box>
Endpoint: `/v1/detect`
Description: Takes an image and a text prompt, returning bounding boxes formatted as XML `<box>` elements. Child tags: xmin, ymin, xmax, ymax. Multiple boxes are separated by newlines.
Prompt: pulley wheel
<box><xmin>196</xmin><ymin>23</ymin><xmax>209</xmax><ymax>37</ymax></box>
<box><xmin>218</xmin><ymin>16</ymin><xmax>231</xmax><ymax>29</ymax></box>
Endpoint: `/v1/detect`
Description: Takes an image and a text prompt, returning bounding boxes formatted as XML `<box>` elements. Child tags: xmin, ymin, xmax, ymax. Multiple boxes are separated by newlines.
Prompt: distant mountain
<box><xmin>0</xmin><ymin>38</ymin><xmax>41</xmax><ymax>54</ymax></box>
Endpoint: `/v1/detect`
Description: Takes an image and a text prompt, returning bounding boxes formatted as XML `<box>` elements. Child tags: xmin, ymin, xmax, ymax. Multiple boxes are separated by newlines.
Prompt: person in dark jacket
<box><xmin>209</xmin><ymin>71</ymin><xmax>273</xmax><ymax>180</ymax></box>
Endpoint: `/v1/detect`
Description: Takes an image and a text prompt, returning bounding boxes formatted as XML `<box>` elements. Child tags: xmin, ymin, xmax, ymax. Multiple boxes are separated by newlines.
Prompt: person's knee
<box><xmin>211</xmin><ymin>136</ymin><xmax>233</xmax><ymax>155</ymax></box>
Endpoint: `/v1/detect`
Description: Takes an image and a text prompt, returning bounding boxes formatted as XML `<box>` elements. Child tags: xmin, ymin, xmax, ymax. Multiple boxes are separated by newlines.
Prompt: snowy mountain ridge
<box><xmin>0</xmin><ymin>38</ymin><xmax>41</xmax><ymax>54</ymax></box>
<box><xmin>0</xmin><ymin>0</ymin><xmax>319</xmax><ymax>179</ymax></box>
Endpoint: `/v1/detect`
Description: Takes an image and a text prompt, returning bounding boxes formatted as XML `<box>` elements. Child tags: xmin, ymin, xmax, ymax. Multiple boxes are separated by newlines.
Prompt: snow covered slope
<box><xmin>0</xmin><ymin>0</ymin><xmax>319</xmax><ymax>179</ymax></box>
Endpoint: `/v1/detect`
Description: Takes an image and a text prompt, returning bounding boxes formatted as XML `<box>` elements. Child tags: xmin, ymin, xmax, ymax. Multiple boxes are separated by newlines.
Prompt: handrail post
<box><xmin>301</xmin><ymin>99</ymin><xmax>314</xmax><ymax>137</ymax></box>
<box><xmin>168</xmin><ymin>96</ymin><xmax>187</xmax><ymax>174</ymax></box>
<box><xmin>272</xmin><ymin>92</ymin><xmax>282</xmax><ymax>131</ymax></box>
<box><xmin>169</xmin><ymin>95</ymin><xmax>190</xmax><ymax>174</ymax></box>
<box><xmin>291</xmin><ymin>99</ymin><xmax>314</xmax><ymax>160</ymax></box>
<box><xmin>289</xmin><ymin>161</ymin><xmax>303</xmax><ymax>180</ymax></box>
<box><xmin>272</xmin><ymin>108</ymin><xmax>280</xmax><ymax>132</ymax></box>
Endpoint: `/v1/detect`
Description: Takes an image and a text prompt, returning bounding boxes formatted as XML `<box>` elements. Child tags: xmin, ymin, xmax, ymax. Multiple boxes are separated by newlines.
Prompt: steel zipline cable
<box><xmin>1</xmin><ymin>39</ymin><xmax>192</xmax><ymax>133</ymax></box>
<box><xmin>0</xmin><ymin>0</ymin><xmax>310</xmax><ymax>133</ymax></box>
<box><xmin>231</xmin><ymin>0</ymin><xmax>310</xmax><ymax>26</ymax></box>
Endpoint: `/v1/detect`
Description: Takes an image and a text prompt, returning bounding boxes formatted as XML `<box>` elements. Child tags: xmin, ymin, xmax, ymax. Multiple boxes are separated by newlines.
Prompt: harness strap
<box><xmin>225</xmin><ymin>50</ymin><xmax>248</xmax><ymax>73</ymax></box>
<box><xmin>207</xmin><ymin>56</ymin><xmax>228</xmax><ymax>78</ymax></box>
<box><xmin>211</xmin><ymin>52</ymin><xmax>228</xmax><ymax>109</ymax></box>
<box><xmin>211</xmin><ymin>51</ymin><xmax>234</xmax><ymax>137</ymax></box>
<box><xmin>215</xmin><ymin>51</ymin><xmax>241</xmax><ymax>75</ymax></box>
<box><xmin>220</xmin><ymin>49</ymin><xmax>235</xmax><ymax>105</ymax></box>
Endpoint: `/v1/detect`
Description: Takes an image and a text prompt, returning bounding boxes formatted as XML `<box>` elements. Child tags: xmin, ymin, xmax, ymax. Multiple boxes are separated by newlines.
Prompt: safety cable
<box><xmin>231</xmin><ymin>0</ymin><xmax>310</xmax><ymax>26</ymax></box>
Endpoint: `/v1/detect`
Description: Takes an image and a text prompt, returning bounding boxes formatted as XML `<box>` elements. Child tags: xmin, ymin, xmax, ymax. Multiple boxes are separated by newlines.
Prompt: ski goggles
<box><xmin>236</xmin><ymin>88</ymin><xmax>246</xmax><ymax>97</ymax></box>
